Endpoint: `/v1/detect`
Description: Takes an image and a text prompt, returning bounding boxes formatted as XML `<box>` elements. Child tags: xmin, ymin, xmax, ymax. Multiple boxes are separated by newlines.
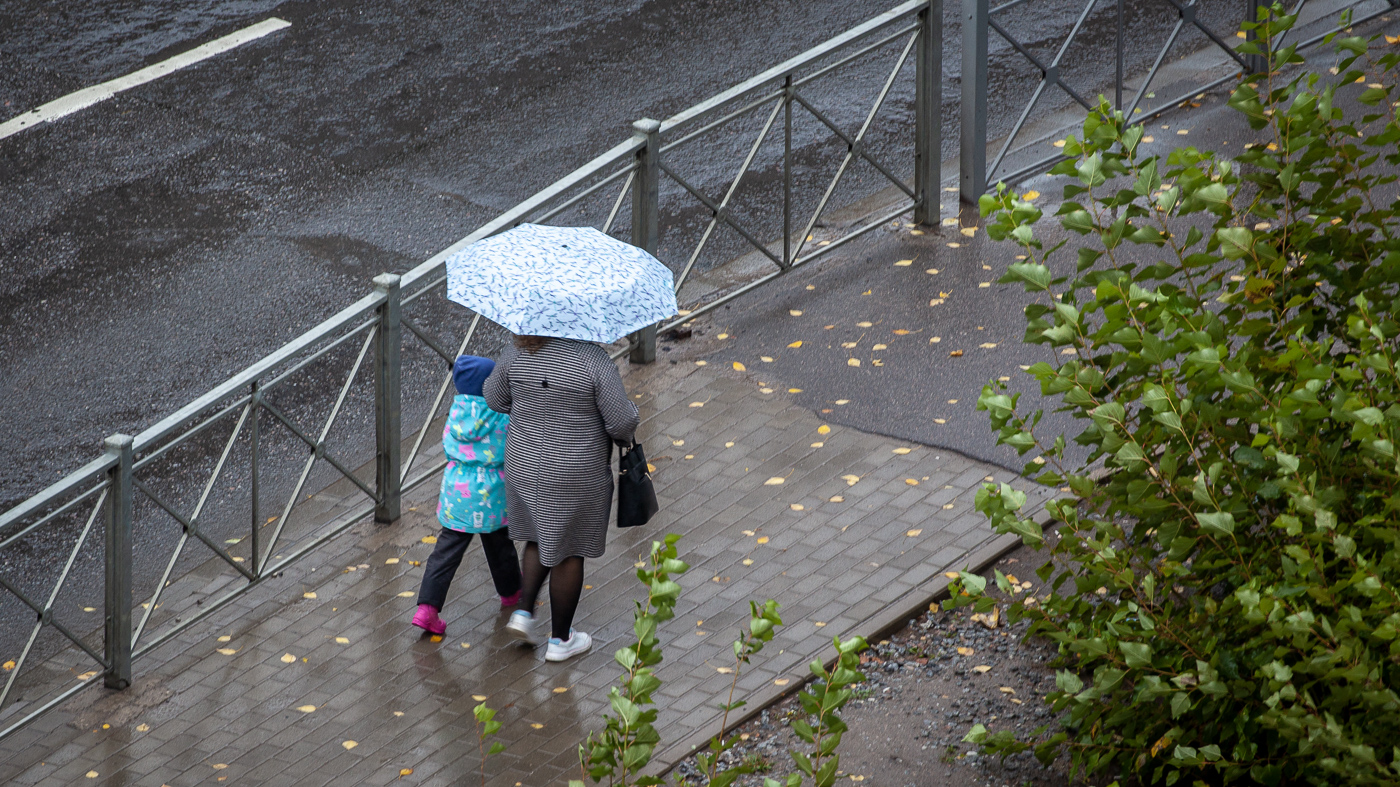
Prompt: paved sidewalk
<box><xmin>0</xmin><ymin>351</ymin><xmax>1047</xmax><ymax>787</ymax></box>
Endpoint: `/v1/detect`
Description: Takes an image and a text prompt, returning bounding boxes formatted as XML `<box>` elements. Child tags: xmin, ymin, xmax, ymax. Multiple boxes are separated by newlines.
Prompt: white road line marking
<box><xmin>0</xmin><ymin>17</ymin><xmax>290</xmax><ymax>141</ymax></box>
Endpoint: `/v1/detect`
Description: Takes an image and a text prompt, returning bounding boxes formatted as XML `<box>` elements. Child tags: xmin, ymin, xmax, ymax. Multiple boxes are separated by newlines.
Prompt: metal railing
<box><xmin>959</xmin><ymin>0</ymin><xmax>1398</xmax><ymax>201</ymax></box>
<box><xmin>0</xmin><ymin>0</ymin><xmax>940</xmax><ymax>741</ymax></box>
<box><xmin>0</xmin><ymin>0</ymin><xmax>1388</xmax><ymax>743</ymax></box>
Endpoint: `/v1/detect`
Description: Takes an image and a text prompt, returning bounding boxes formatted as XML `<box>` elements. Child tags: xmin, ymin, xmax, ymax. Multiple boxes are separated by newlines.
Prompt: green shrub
<box><xmin>952</xmin><ymin>6</ymin><xmax>1400</xmax><ymax>785</ymax></box>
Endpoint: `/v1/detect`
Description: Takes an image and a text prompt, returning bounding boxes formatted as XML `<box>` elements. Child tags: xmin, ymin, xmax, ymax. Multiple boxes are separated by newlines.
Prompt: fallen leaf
<box><xmin>841</xmin><ymin>474</ymin><xmax>861</xmax><ymax>486</ymax></box>
<box><xmin>742</xmin><ymin>529</ymin><xmax>756</xmax><ymax>536</ymax></box>
<box><xmin>1022</xmin><ymin>190</ymin><xmax>1041</xmax><ymax>201</ymax></box>
<box><xmin>1053</xmin><ymin>139</ymin><xmax>1066</xmax><ymax>148</ymax></box>
<box><xmin>1143</xmin><ymin>135</ymin><xmax>1154</xmax><ymax>143</ymax></box>
<box><xmin>999</xmin><ymin>687</ymin><xmax>1016</xmax><ymax>694</ymax></box>
<box><xmin>929</xmin><ymin>336</ymin><xmax>941</xmax><ymax>343</ymax></box>
<box><xmin>790</xmin><ymin>504</ymin><xmax>804</xmax><ymax>511</ymax></box>
<box><xmin>136</xmin><ymin>723</ymin><xmax>150</xmax><ymax>732</ymax></box>
<box><xmin>1</xmin><ymin>660</ymin><xmax>14</xmax><ymax>671</ymax></box>
<box><xmin>385</xmin><ymin>558</ymin><xmax>399</xmax><ymax>565</ymax></box>
<box><xmin>925</xmin><ymin>268</ymin><xmax>939</xmax><ymax>274</ymax></box>
<box><xmin>906</xmin><ymin>529</ymin><xmax>923</xmax><ymax>537</ymax></box>
<box><xmin>343</xmin><ymin>741</ymin><xmax>358</xmax><ymax>750</ymax></box>
<box><xmin>973</xmin><ymin>665</ymin><xmax>993</xmax><ymax>673</ymax></box>
<box><xmin>472</xmin><ymin>694</ymin><xmax>487</xmax><ymax>701</ymax></box>
<box><xmin>905</xmin><ymin>479</ymin><xmax>919</xmax><ymax>486</ymax></box>
<box><xmin>789</xmin><ymin>310</ymin><xmax>803</xmax><ymax>316</ymax></box>
<box><xmin>764</xmin><ymin>477</ymin><xmax>785</xmax><ymax>486</ymax></box>
<box><xmin>979</xmin><ymin>342</ymin><xmax>997</xmax><ymax>349</ymax></box>
<box><xmin>946</xmin><ymin>571</ymin><xmax>962</xmax><ymax>579</ymax></box>
<box><xmin>725</xmin><ymin>441</ymin><xmax>735</xmax><ymax>447</ymax></box>
<box><xmin>689</xmin><ymin>401</ymin><xmax>704</xmax><ymax>408</ymax></box>
<box><xmin>872</xmin><ymin>343</ymin><xmax>887</xmax><ymax>350</ymax></box>
<box><xmin>835</xmin><ymin>399</ymin><xmax>850</xmax><ymax>405</ymax></box>
<box><xmin>281</xmin><ymin>653</ymin><xmax>297</xmax><ymax>664</ymax></box>
<box><xmin>303</xmin><ymin>592</ymin><xmax>317</xmax><ymax>599</ymax></box>
<box><xmin>83</xmin><ymin>607</ymin><xmax>96</xmax><ymax>612</ymax></box>
<box><xmin>397</xmin><ymin>591</ymin><xmax>414</xmax><ymax>598</ymax></box>
<box><xmin>941</xmin><ymin>217</ymin><xmax>959</xmax><ymax>226</ymax></box>
<box><xmin>978</xmin><ymin>282</ymin><xmax>990</xmax><ymax>288</ymax></box>
<box><xmin>943</xmin><ymin>503</ymin><xmax>955</xmax><ymax>509</ymax></box>
<box><xmin>646</xmin><ymin>463</ymin><xmax>656</xmax><ymax>472</ymax></box>
<box><xmin>946</xmin><ymin>242</ymin><xmax>961</xmax><ymax>248</ymax></box>
<box><xmin>871</xmin><ymin>360</ymin><xmax>883</xmax><ymax>367</ymax></box>
<box><xmin>788</xmin><ymin>388</ymin><xmax>802</xmax><ymax>393</ymax></box>
<box><xmin>760</xmin><ymin>388</ymin><xmax>774</xmax><ymax>394</ymax></box>
<box><xmin>297</xmin><ymin>705</ymin><xmax>317</xmax><ymax>713</ymax></box>
<box><xmin>910</xmin><ymin>229</ymin><xmax>925</xmax><ymax>236</ymax></box>
<box><xmin>949</xmin><ymin>350</ymin><xmax>964</xmax><ymax>357</ymax></box>
<box><xmin>971</xmin><ymin>607</ymin><xmax>1000</xmax><ymax>629</ymax></box>
<box><xmin>893</xmin><ymin>447</ymin><xmax>912</xmax><ymax>455</ymax></box>
<box><xmin>553</xmin><ymin>687</ymin><xmax>569</xmax><ymax>694</ymax></box>
<box><xmin>856</xmin><ymin>321</ymin><xmax>873</xmax><ymax>327</ymax></box>
<box><xmin>928</xmin><ymin>298</ymin><xmax>944</xmax><ymax>307</ymax></box>
<box><xmin>847</xmin><ymin>358</ymin><xmax>861</xmax><ymax>367</ymax></box>
<box><xmin>773</xmin><ymin>678</ymin><xmax>790</xmax><ymax>686</ymax></box>
<box><xmin>86</xmin><ymin>771</ymin><xmax>98</xmax><ymax>779</ymax></box>
<box><xmin>956</xmin><ymin>648</ymin><xmax>976</xmax><ymax>657</ymax></box>
<box><xmin>756</xmin><ymin>536</ymin><xmax>770</xmax><ymax>544</ymax></box>
<box><xmin>934</xmin><ymin>418</ymin><xmax>946</xmax><ymax>424</ymax></box>
<box><xmin>335</xmin><ymin>637</ymin><xmax>350</xmax><ymax>644</ymax></box>
<box><xmin>894</xmin><ymin>259</ymin><xmax>913</xmax><ymax>266</ymax></box>
<box><xmin>717</xmin><ymin>667</ymin><xmax>734</xmax><ymax>674</ymax></box>
<box><xmin>216</xmin><ymin>649</ymin><xmax>237</xmax><ymax>656</ymax></box>
<box><xmin>733</xmin><ymin>361</ymin><xmax>746</xmax><ymax>371</ymax></box>
<box><xmin>959</xmin><ymin>227</ymin><xmax>976</xmax><ymax>237</ymax></box>
<box><xmin>421</xmin><ymin>535</ymin><xmax>437</xmax><ymax>544</ymax></box>
<box><xmin>718</xmin><ymin>333</ymin><xmax>729</xmax><ymax>339</ymax></box>
<box><xmin>761</xmin><ymin>356</ymin><xmax>774</xmax><ymax>362</ymax></box>
<box><xmin>788</xmin><ymin>340</ymin><xmax>803</xmax><ymax>348</ymax></box>
<box><xmin>430</xmin><ymin>635</ymin><xmax>443</xmax><ymax>643</ymax></box>
<box><xmin>695</xmin><ymin>360</ymin><xmax>708</xmax><ymax>366</ymax></box>
<box><xmin>400</xmin><ymin>769</ymin><xmax>414</xmax><ymax>777</ymax></box>
<box><xmin>1177</xmin><ymin>129</ymin><xmax>1188</xmax><ymax>135</ymax></box>
<box><xmin>829</xmin><ymin>495</ymin><xmax>844</xmax><ymax>503</ymax></box>
<box><xmin>841</xmin><ymin>341</ymin><xmax>858</xmax><ymax>349</ymax></box>
<box><xmin>742</xmin><ymin>558</ymin><xmax>754</xmax><ymax>566</ymax></box>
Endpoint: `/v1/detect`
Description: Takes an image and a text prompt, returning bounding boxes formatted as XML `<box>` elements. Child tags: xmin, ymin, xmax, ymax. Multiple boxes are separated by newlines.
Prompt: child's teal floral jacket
<box><xmin>436</xmin><ymin>394</ymin><xmax>509</xmax><ymax>533</ymax></box>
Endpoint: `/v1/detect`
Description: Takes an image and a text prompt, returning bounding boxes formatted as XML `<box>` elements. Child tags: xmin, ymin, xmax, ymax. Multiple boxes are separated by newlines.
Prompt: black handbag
<box><xmin>616</xmin><ymin>441</ymin><xmax>659</xmax><ymax>528</ymax></box>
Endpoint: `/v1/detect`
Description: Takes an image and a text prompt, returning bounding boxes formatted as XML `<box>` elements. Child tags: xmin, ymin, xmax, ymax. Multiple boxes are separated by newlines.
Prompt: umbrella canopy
<box><xmin>445</xmin><ymin>224</ymin><xmax>678</xmax><ymax>343</ymax></box>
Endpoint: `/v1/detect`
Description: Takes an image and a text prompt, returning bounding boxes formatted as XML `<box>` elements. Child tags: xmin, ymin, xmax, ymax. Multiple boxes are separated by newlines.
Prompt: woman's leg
<box><xmin>417</xmin><ymin>529</ymin><xmax>474</xmax><ymax>610</ymax></box>
<box><xmin>548</xmin><ymin>556</ymin><xmax>585</xmax><ymax>641</ymax></box>
<box><xmin>478</xmin><ymin>529</ymin><xmax>522</xmax><ymax>599</ymax></box>
<box><xmin>517</xmin><ymin>541</ymin><xmax>550</xmax><ymax>615</ymax></box>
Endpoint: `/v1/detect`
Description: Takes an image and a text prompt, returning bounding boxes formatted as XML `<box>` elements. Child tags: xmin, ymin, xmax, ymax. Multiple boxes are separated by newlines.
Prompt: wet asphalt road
<box><xmin>0</xmin><ymin>0</ymin><xmax>1234</xmax><ymax>511</ymax></box>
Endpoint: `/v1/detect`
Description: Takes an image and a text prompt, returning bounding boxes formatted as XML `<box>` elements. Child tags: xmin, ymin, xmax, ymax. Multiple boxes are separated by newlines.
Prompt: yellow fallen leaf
<box><xmin>949</xmin><ymin>350</ymin><xmax>964</xmax><ymax>357</ymax></box>
<box><xmin>789</xmin><ymin>310</ymin><xmax>803</xmax><ymax>316</ymax></box>
<box><xmin>999</xmin><ymin>687</ymin><xmax>1016</xmax><ymax>694</ymax></box>
<box><xmin>216</xmin><ymin>648</ymin><xmax>237</xmax><ymax>656</ymax></box>
<box><xmin>742</xmin><ymin>558</ymin><xmax>754</xmax><ymax>566</ymax></box>
<box><xmin>788</xmin><ymin>340</ymin><xmax>803</xmax><ymax>348</ymax></box>
<box><xmin>335</xmin><ymin>637</ymin><xmax>350</xmax><ymax>644</ymax></box>
<box><xmin>979</xmin><ymin>342</ymin><xmax>997</xmax><ymax>348</ymax></box>
<box><xmin>553</xmin><ymin>687</ymin><xmax>569</xmax><ymax>694</ymax></box>
<box><xmin>280</xmin><ymin>653</ymin><xmax>297</xmax><ymax>664</ymax></box>
<box><xmin>385</xmin><ymin>558</ymin><xmax>399</xmax><ymax>565</ymax></box>
<box><xmin>1053</xmin><ymin>139</ymin><xmax>1066</xmax><ymax>148</ymax></box>
<box><xmin>906</xmin><ymin>529</ymin><xmax>923</xmax><ymax>537</ymax></box>
<box><xmin>947</xmin><ymin>242</ymin><xmax>960</xmax><ymax>248</ymax></box>
<box><xmin>725</xmin><ymin>441</ymin><xmax>735</xmax><ymax>447</ymax></box>
<box><xmin>774</xmin><ymin>678</ymin><xmax>790</xmax><ymax>686</ymax></box>
<box><xmin>646</xmin><ymin>463</ymin><xmax>656</xmax><ymax>472</ymax></box>
<box><xmin>957</xmin><ymin>647</ymin><xmax>975</xmax><ymax>656</ymax></box>
<box><xmin>959</xmin><ymin>227</ymin><xmax>976</xmax><ymax>237</ymax></box>
<box><xmin>1023</xmin><ymin>190</ymin><xmax>1041</xmax><ymax>201</ymax></box>
<box><xmin>925</xmin><ymin>268</ymin><xmax>939</xmax><ymax>275</ymax></box>
<box><xmin>472</xmin><ymin>694</ymin><xmax>487</xmax><ymax>701</ymax></box>
<box><xmin>841</xmin><ymin>341</ymin><xmax>857</xmax><ymax>349</ymax></box>
<box><xmin>945</xmin><ymin>572</ymin><xmax>961</xmax><ymax>579</ymax></box>
<box><xmin>835</xmin><ymin>399</ymin><xmax>850</xmax><ymax>404</ymax></box>
<box><xmin>718</xmin><ymin>333</ymin><xmax>729</xmax><ymax>339</ymax></box>
<box><xmin>1</xmin><ymin>660</ymin><xmax>14</xmax><ymax>671</ymax></box>
<box><xmin>303</xmin><ymin>592</ymin><xmax>317</xmax><ymax>599</ymax></box>
<box><xmin>756</xmin><ymin>536</ymin><xmax>770</xmax><ymax>544</ymax></box>
<box><xmin>929</xmin><ymin>336</ymin><xmax>941</xmax><ymax>343</ymax></box>
<box><xmin>764</xmin><ymin>477</ymin><xmax>785</xmax><ymax>486</ymax></box>
<box><xmin>847</xmin><ymin>358</ymin><xmax>861</xmax><ymax>367</ymax></box>
<box><xmin>979</xmin><ymin>282</ymin><xmax>990</xmax><ymax>288</ymax></box>
<box><xmin>790</xmin><ymin>504</ymin><xmax>804</xmax><ymax>511</ymax></box>
<box><xmin>760</xmin><ymin>387</ymin><xmax>774</xmax><ymax>394</ymax></box>
<box><xmin>430</xmin><ymin>635</ymin><xmax>443</xmax><ymax>643</ymax></box>
<box><xmin>974</xmin><ymin>665</ymin><xmax>993</xmax><ymax>673</ymax></box>
<box><xmin>343</xmin><ymin>740</ymin><xmax>358</xmax><ymax>750</ymax></box>
<box><xmin>943</xmin><ymin>503</ymin><xmax>955</xmax><ymax>509</ymax></box>
<box><xmin>761</xmin><ymin>356</ymin><xmax>774</xmax><ymax>363</ymax></box>
<box><xmin>400</xmin><ymin>769</ymin><xmax>414</xmax><ymax>777</ymax></box>
<box><xmin>829</xmin><ymin>495</ymin><xmax>844</xmax><ymax>503</ymax></box>
<box><xmin>788</xmin><ymin>388</ymin><xmax>802</xmax><ymax>393</ymax></box>
<box><xmin>83</xmin><ymin>606</ymin><xmax>95</xmax><ymax>612</ymax></box>
<box><xmin>941</xmin><ymin>217</ymin><xmax>958</xmax><ymax>226</ymax></box>
<box><xmin>894</xmin><ymin>259</ymin><xmax>913</xmax><ymax>266</ymax></box>
<box><xmin>816</xmin><ymin>425</ymin><xmax>832</xmax><ymax>436</ymax></box>
<box><xmin>733</xmin><ymin>361</ymin><xmax>746</xmax><ymax>371</ymax></box>
<box><xmin>929</xmin><ymin>298</ymin><xmax>944</xmax><ymax>306</ymax></box>
<box><xmin>297</xmin><ymin>705</ymin><xmax>317</xmax><ymax>713</ymax></box>
<box><xmin>689</xmin><ymin>402</ymin><xmax>704</xmax><ymax>408</ymax></box>
<box><xmin>397</xmin><ymin>591</ymin><xmax>414</xmax><ymax>598</ymax></box>
<box><xmin>742</xmin><ymin>529</ymin><xmax>756</xmax><ymax>536</ymax></box>
<box><xmin>421</xmin><ymin>535</ymin><xmax>437</xmax><ymax>544</ymax></box>
<box><xmin>811</xmin><ymin>441</ymin><xmax>824</xmax><ymax>448</ymax></box>
<box><xmin>856</xmin><ymin>321</ymin><xmax>873</xmax><ymax>327</ymax></box>
<box><xmin>905</xmin><ymin>479</ymin><xmax>919</xmax><ymax>486</ymax></box>
<box><xmin>1177</xmin><ymin>129</ymin><xmax>1188</xmax><ymax>135</ymax></box>
<box><xmin>872</xmin><ymin>343</ymin><xmax>887</xmax><ymax>350</ymax></box>
<box><xmin>934</xmin><ymin>418</ymin><xmax>946</xmax><ymax>424</ymax></box>
<box><xmin>136</xmin><ymin>723</ymin><xmax>150</xmax><ymax>732</ymax></box>
<box><xmin>1143</xmin><ymin>135</ymin><xmax>1154</xmax><ymax>143</ymax></box>
<box><xmin>86</xmin><ymin>771</ymin><xmax>98</xmax><ymax>779</ymax></box>
<box><xmin>893</xmin><ymin>447</ymin><xmax>912</xmax><ymax>455</ymax></box>
<box><xmin>910</xmin><ymin>229</ymin><xmax>925</xmax><ymax>236</ymax></box>
<box><xmin>695</xmin><ymin>360</ymin><xmax>708</xmax><ymax>366</ymax></box>
<box><xmin>717</xmin><ymin>667</ymin><xmax>734</xmax><ymax>674</ymax></box>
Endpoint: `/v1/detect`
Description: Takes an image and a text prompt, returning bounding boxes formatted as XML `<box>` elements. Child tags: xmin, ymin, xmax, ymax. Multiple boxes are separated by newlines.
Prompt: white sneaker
<box><xmin>544</xmin><ymin>630</ymin><xmax>592</xmax><ymax>662</ymax></box>
<box><xmin>506</xmin><ymin>610</ymin><xmax>540</xmax><ymax>645</ymax></box>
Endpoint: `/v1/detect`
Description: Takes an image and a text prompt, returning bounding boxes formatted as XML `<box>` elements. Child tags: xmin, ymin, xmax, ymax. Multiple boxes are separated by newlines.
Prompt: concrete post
<box><xmin>629</xmin><ymin>118</ymin><xmax>661</xmax><ymax>365</ymax></box>
<box><xmin>373</xmin><ymin>274</ymin><xmax>402</xmax><ymax>524</ymax></box>
<box><xmin>913</xmin><ymin>0</ymin><xmax>943</xmax><ymax>225</ymax></box>
<box><xmin>103</xmin><ymin>434</ymin><xmax>133</xmax><ymax>690</ymax></box>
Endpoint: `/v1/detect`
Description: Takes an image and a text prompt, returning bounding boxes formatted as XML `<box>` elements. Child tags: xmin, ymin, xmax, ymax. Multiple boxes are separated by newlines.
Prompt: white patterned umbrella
<box><xmin>444</xmin><ymin>224</ymin><xmax>678</xmax><ymax>343</ymax></box>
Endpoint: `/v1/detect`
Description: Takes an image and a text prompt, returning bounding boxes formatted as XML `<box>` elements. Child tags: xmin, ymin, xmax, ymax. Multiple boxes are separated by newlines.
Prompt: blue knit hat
<box><xmin>452</xmin><ymin>355</ymin><xmax>496</xmax><ymax>397</ymax></box>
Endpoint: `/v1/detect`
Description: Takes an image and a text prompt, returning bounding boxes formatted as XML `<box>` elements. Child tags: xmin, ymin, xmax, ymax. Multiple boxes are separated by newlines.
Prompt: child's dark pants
<box><xmin>417</xmin><ymin>528</ymin><xmax>521</xmax><ymax>610</ymax></box>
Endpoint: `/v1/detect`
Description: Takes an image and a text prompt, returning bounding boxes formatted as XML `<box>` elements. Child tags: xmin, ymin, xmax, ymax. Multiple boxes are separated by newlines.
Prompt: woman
<box><xmin>484</xmin><ymin>334</ymin><xmax>639</xmax><ymax>662</ymax></box>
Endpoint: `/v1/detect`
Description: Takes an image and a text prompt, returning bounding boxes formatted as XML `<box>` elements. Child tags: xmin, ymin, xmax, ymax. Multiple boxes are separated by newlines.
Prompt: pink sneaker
<box><xmin>412</xmin><ymin>604</ymin><xmax>446</xmax><ymax>635</ymax></box>
<box><xmin>499</xmin><ymin>590</ymin><xmax>522</xmax><ymax>608</ymax></box>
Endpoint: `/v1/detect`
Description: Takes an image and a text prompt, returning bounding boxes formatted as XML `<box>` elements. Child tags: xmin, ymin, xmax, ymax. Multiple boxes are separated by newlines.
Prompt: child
<box><xmin>412</xmin><ymin>355</ymin><xmax>522</xmax><ymax>635</ymax></box>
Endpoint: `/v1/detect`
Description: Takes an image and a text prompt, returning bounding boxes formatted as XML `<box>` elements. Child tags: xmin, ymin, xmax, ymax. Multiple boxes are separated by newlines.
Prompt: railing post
<box><xmin>103</xmin><ymin>434</ymin><xmax>133</xmax><ymax>690</ymax></box>
<box><xmin>913</xmin><ymin>0</ymin><xmax>943</xmax><ymax>225</ymax></box>
<box><xmin>960</xmin><ymin>0</ymin><xmax>989</xmax><ymax>204</ymax></box>
<box><xmin>629</xmin><ymin>118</ymin><xmax>662</xmax><ymax>365</ymax></box>
<box><xmin>373</xmin><ymin>273</ymin><xmax>402</xmax><ymax>524</ymax></box>
<box><xmin>1243</xmin><ymin>0</ymin><xmax>1269</xmax><ymax>74</ymax></box>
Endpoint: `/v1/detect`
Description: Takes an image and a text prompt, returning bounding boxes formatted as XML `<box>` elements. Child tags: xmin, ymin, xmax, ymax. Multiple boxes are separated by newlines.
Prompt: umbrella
<box><xmin>444</xmin><ymin>224</ymin><xmax>678</xmax><ymax>343</ymax></box>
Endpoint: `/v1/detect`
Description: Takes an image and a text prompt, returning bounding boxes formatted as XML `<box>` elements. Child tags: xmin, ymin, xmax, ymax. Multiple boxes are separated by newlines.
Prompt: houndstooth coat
<box><xmin>483</xmin><ymin>339</ymin><xmax>639</xmax><ymax>566</ymax></box>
